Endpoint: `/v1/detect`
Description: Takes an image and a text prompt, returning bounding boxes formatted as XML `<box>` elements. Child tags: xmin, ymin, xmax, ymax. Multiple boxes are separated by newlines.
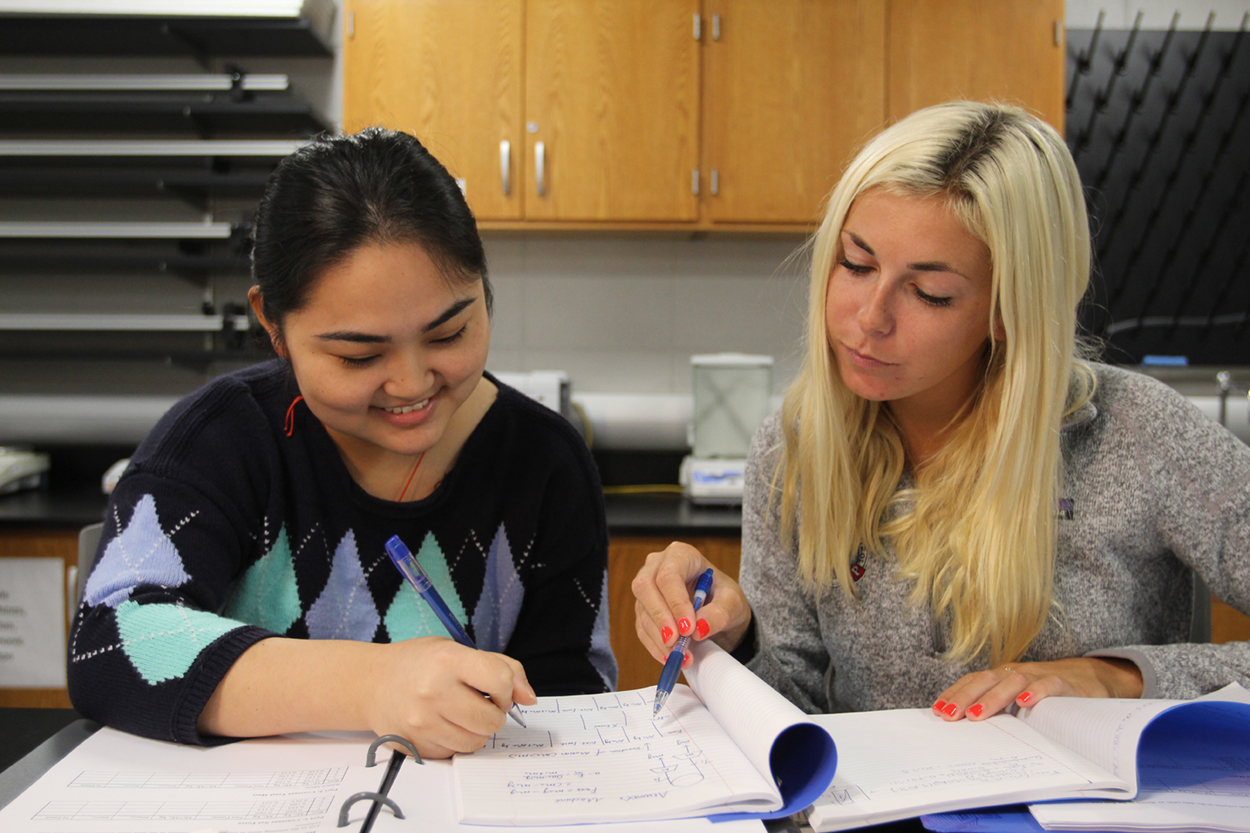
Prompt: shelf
<box><xmin>0</xmin><ymin>7</ymin><xmax>334</xmax><ymax>57</ymax></box>
<box><xmin>0</xmin><ymin>167</ymin><xmax>273</xmax><ymax>198</ymax></box>
<box><xmin>0</xmin><ymin>73</ymin><xmax>289</xmax><ymax>92</ymax></box>
<box><xmin>0</xmin><ymin>91</ymin><xmax>327</xmax><ymax>136</ymax></box>
<box><xmin>0</xmin><ymin>139</ymin><xmax>304</xmax><ymax>156</ymax></box>
<box><xmin>0</xmin><ymin>313</ymin><xmax>250</xmax><ymax>331</ymax></box>
<box><xmin>0</xmin><ymin>246</ymin><xmax>248</xmax><ymax>275</ymax></box>
<box><xmin>0</xmin><ymin>221</ymin><xmax>234</xmax><ymax>239</ymax></box>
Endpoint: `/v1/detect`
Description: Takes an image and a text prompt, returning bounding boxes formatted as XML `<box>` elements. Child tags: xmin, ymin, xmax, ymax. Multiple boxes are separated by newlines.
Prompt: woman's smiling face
<box><xmin>825</xmin><ymin>188</ymin><xmax>997</xmax><ymax>425</ymax></box>
<box><xmin>261</xmin><ymin>240</ymin><xmax>490</xmax><ymax>464</ymax></box>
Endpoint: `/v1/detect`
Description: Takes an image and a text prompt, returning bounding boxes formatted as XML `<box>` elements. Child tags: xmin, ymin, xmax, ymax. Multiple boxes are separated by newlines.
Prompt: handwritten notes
<box><xmin>453</xmin><ymin>687</ymin><xmax>781</xmax><ymax>825</ymax></box>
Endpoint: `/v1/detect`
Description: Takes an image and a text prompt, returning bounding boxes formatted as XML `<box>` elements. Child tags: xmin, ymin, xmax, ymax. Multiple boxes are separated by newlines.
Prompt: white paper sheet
<box><xmin>452</xmin><ymin>687</ymin><xmax>781</xmax><ymax>825</ymax></box>
<box><xmin>804</xmin><ymin>708</ymin><xmax>1127</xmax><ymax>831</ymax></box>
<box><xmin>0</xmin><ymin>727</ymin><xmax>769</xmax><ymax>833</ymax></box>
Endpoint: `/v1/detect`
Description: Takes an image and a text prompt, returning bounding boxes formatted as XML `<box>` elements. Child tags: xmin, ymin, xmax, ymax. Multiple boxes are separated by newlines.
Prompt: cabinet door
<box><xmin>703</xmin><ymin>0</ymin><xmax>885</xmax><ymax>225</ymax></box>
<box><xmin>887</xmin><ymin>0</ymin><xmax>1065</xmax><ymax>131</ymax></box>
<box><xmin>342</xmin><ymin>0</ymin><xmax>524</xmax><ymax>220</ymax></box>
<box><xmin>525</xmin><ymin>0</ymin><xmax>700</xmax><ymax>221</ymax></box>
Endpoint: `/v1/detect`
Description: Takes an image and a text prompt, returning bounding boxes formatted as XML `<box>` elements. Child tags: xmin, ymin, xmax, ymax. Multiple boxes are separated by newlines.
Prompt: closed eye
<box><xmin>339</xmin><ymin>355</ymin><xmax>379</xmax><ymax>368</ymax></box>
<box><xmin>915</xmin><ymin>287</ymin><xmax>953</xmax><ymax>307</ymax></box>
<box><xmin>432</xmin><ymin>325</ymin><xmax>467</xmax><ymax>345</ymax></box>
<box><xmin>839</xmin><ymin>258</ymin><xmax>873</xmax><ymax>275</ymax></box>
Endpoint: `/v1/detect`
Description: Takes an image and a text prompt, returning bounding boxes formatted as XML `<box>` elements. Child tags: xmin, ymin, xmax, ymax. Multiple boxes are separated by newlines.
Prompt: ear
<box><xmin>992</xmin><ymin>314</ymin><xmax>1007</xmax><ymax>342</ymax></box>
<box><xmin>248</xmin><ymin>287</ymin><xmax>286</xmax><ymax>358</ymax></box>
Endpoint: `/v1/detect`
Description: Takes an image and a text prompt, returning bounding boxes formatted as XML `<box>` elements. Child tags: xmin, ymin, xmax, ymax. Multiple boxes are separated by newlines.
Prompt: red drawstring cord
<box><xmin>284</xmin><ymin>395</ymin><xmax>304</xmax><ymax>437</ymax></box>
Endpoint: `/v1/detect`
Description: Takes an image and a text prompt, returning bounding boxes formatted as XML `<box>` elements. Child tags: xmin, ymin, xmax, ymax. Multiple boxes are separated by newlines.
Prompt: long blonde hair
<box><xmin>779</xmin><ymin>102</ymin><xmax>1095</xmax><ymax>666</ymax></box>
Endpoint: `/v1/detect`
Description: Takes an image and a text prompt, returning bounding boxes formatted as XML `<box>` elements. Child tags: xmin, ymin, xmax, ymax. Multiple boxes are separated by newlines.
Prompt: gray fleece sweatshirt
<box><xmin>740</xmin><ymin>363</ymin><xmax>1250</xmax><ymax>713</ymax></box>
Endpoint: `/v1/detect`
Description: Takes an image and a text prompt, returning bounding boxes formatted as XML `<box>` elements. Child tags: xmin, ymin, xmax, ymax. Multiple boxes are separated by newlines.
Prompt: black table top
<box><xmin>0</xmin><ymin>488</ymin><xmax>743</xmax><ymax>537</ymax></box>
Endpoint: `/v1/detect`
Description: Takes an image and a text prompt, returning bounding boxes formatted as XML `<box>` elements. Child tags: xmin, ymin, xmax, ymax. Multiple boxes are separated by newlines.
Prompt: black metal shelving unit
<box><xmin>1067</xmin><ymin>12</ymin><xmax>1250</xmax><ymax>365</ymax></box>
<box><xmin>0</xmin><ymin>8</ymin><xmax>331</xmax><ymax>393</ymax></box>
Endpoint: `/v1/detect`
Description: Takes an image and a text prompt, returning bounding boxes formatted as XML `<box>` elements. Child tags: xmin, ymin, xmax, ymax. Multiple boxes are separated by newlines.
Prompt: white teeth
<box><xmin>385</xmin><ymin>399</ymin><xmax>430</xmax><ymax>415</ymax></box>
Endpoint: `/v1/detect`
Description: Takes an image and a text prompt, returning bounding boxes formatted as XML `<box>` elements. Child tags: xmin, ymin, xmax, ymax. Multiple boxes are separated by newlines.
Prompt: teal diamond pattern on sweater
<box><xmin>223</xmin><ymin>526</ymin><xmax>302</xmax><ymax>635</ymax></box>
<box><xmin>384</xmin><ymin>531</ymin><xmax>468</xmax><ymax>641</ymax></box>
<box><xmin>116</xmin><ymin>600</ymin><xmax>244</xmax><ymax>685</ymax></box>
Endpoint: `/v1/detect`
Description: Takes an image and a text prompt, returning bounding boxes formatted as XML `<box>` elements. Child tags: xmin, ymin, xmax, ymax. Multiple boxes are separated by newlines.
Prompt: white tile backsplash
<box><xmin>480</xmin><ymin>235</ymin><xmax>811</xmax><ymax>396</ymax></box>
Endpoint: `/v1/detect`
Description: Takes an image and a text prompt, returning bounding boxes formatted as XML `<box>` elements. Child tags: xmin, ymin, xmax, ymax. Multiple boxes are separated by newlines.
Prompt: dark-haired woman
<box><xmin>68</xmin><ymin>128</ymin><xmax>616</xmax><ymax>758</ymax></box>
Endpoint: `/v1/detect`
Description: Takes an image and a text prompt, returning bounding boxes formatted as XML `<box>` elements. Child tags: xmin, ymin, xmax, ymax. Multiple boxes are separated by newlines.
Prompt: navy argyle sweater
<box><xmin>68</xmin><ymin>361</ymin><xmax>616</xmax><ymax>744</ymax></box>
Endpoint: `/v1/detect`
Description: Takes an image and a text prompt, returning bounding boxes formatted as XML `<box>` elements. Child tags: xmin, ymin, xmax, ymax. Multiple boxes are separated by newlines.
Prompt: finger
<box><xmin>1010</xmin><ymin>673</ymin><xmax>1072</xmax><ymax>710</ymax></box>
<box><xmin>958</xmin><ymin>668</ymin><xmax>1032</xmax><ymax>721</ymax></box>
<box><xmin>634</xmin><ymin>598</ymin><xmax>670</xmax><ymax>664</ymax></box>
<box><xmin>631</xmin><ymin>543</ymin><xmax>708</xmax><ymax>644</ymax></box>
<box><xmin>496</xmin><ymin>654</ymin><xmax>537</xmax><ymax>705</ymax></box>
<box><xmin>653</xmin><ymin>544</ymin><xmax>710</xmax><ymax>636</ymax></box>
<box><xmin>935</xmin><ymin>668</ymin><xmax>1021</xmax><ymax>720</ymax></box>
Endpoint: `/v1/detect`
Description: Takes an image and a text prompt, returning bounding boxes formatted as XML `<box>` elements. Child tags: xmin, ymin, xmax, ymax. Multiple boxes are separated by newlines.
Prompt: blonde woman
<box><xmin>632</xmin><ymin>101</ymin><xmax>1250</xmax><ymax>720</ymax></box>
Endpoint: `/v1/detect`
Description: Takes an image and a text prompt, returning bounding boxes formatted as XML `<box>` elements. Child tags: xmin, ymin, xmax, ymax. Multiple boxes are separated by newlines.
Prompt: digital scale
<box><xmin>680</xmin><ymin>353</ymin><xmax>773</xmax><ymax>505</ymax></box>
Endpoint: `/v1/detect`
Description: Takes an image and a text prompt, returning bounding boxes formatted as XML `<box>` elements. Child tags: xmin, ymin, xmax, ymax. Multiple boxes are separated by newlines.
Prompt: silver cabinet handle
<box><xmin>711</xmin><ymin>168</ymin><xmax>719</xmax><ymax>196</ymax></box>
<box><xmin>692</xmin><ymin>168</ymin><xmax>699</xmax><ymax>196</ymax></box>
<box><xmin>500</xmin><ymin>140</ymin><xmax>511</xmax><ymax>195</ymax></box>
<box><xmin>712</xmin><ymin>13</ymin><xmax>721</xmax><ymax>41</ymax></box>
<box><xmin>535</xmin><ymin>141</ymin><xmax>546</xmax><ymax>197</ymax></box>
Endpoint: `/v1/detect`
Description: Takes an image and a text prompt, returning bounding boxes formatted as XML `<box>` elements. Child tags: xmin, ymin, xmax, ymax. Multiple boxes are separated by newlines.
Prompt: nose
<box><xmin>856</xmin><ymin>282</ymin><xmax>894</xmax><ymax>338</ymax></box>
<box><xmin>383</xmin><ymin>349</ymin><xmax>434</xmax><ymax>400</ymax></box>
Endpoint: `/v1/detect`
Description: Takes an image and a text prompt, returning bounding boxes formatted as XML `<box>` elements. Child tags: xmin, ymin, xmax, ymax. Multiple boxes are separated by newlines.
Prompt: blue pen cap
<box><xmin>385</xmin><ymin>534</ymin><xmax>433</xmax><ymax>591</ymax></box>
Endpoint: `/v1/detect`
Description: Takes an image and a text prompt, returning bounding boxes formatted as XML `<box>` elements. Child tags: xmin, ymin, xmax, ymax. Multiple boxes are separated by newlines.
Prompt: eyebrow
<box><xmin>843</xmin><ymin>231</ymin><xmax>971</xmax><ymax>280</ymax></box>
<box><xmin>315</xmin><ymin>297</ymin><xmax>476</xmax><ymax>343</ymax></box>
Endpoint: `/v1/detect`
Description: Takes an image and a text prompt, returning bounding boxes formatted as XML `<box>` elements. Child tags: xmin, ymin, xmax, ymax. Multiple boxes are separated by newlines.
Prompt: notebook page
<box><xmin>367</xmin><ymin>759</ymin><xmax>770</xmax><ymax>833</ymax></box>
<box><xmin>1014</xmin><ymin>696</ymin><xmax>1185</xmax><ymax>793</ymax></box>
<box><xmin>804</xmin><ymin>709</ymin><xmax>1126</xmax><ymax>832</ymax></box>
<box><xmin>0</xmin><ymin>727</ymin><xmax>389</xmax><ymax>833</ymax></box>
<box><xmin>452</xmin><ymin>688</ymin><xmax>780</xmax><ymax>825</ymax></box>
<box><xmin>682</xmin><ymin>639</ymin><xmax>815</xmax><ymax>782</ymax></box>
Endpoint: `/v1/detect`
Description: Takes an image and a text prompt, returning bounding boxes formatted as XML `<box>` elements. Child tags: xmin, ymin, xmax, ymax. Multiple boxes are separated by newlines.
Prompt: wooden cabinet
<box><xmin>342</xmin><ymin>0</ymin><xmax>525</xmax><ymax>220</ymax></box>
<box><xmin>607</xmin><ymin>535</ymin><xmax>741</xmax><ymax>692</ymax></box>
<box><xmin>701</xmin><ymin>0</ymin><xmax>885</xmax><ymax>224</ymax></box>
<box><xmin>342</xmin><ymin>0</ymin><xmax>1065</xmax><ymax>230</ymax></box>
<box><xmin>524</xmin><ymin>0</ymin><xmax>701</xmax><ymax>221</ymax></box>
<box><xmin>887</xmin><ymin>0</ymin><xmax>1066</xmax><ymax>131</ymax></box>
<box><xmin>343</xmin><ymin>0</ymin><xmax>699</xmax><ymax>223</ymax></box>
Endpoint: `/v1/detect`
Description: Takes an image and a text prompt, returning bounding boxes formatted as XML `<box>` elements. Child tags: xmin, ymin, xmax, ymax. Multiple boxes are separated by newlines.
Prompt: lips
<box><xmin>843</xmin><ymin>344</ymin><xmax>897</xmax><ymax>368</ymax></box>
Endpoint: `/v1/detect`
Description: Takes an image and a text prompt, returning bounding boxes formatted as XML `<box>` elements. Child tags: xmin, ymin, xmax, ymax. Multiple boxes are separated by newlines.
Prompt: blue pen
<box><xmin>385</xmin><ymin>534</ymin><xmax>527</xmax><ymax>728</ymax></box>
<box><xmin>653</xmin><ymin>568</ymin><xmax>715</xmax><ymax>716</ymax></box>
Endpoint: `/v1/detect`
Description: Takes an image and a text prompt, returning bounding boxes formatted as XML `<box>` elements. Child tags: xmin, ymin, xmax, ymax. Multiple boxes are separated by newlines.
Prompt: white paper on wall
<box><xmin>0</xmin><ymin>557</ymin><xmax>67</xmax><ymax>688</ymax></box>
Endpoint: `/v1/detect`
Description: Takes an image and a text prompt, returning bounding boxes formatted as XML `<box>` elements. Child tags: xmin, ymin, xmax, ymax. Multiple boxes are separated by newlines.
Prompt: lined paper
<box><xmin>452</xmin><ymin>688</ymin><xmax>780</xmax><ymax>825</ymax></box>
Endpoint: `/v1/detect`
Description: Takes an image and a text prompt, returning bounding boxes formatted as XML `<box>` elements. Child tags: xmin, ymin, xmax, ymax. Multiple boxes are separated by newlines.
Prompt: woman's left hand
<box><xmin>933</xmin><ymin>657</ymin><xmax>1145</xmax><ymax>721</ymax></box>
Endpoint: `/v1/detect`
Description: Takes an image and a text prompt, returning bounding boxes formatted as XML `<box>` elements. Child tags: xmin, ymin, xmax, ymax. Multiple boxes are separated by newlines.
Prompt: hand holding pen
<box><xmin>653</xmin><ymin>568</ymin><xmax>715</xmax><ymax>715</ymax></box>
<box><xmin>631</xmin><ymin>542</ymin><xmax>755</xmax><ymax>671</ymax></box>
<box><xmin>386</xmin><ymin>534</ymin><xmax>529</xmax><ymax>728</ymax></box>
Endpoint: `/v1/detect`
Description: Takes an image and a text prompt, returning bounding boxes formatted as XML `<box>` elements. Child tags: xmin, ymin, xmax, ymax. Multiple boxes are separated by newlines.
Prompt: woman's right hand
<box><xmin>369</xmin><ymin>637</ymin><xmax>536</xmax><ymax>759</ymax></box>
<box><xmin>631</xmin><ymin>541</ymin><xmax>752</xmax><ymax>668</ymax></box>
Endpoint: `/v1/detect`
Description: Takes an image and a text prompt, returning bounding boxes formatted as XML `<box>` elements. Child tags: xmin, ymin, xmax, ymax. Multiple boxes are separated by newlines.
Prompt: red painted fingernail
<box><xmin>660</xmin><ymin>626</ymin><xmax>673</xmax><ymax>643</ymax></box>
<box><xmin>943</xmin><ymin>703</ymin><xmax>958</xmax><ymax>717</ymax></box>
<box><xmin>678</xmin><ymin>618</ymin><xmax>692</xmax><ymax>635</ymax></box>
<box><xmin>968</xmin><ymin>703</ymin><xmax>984</xmax><ymax>718</ymax></box>
<box><xmin>933</xmin><ymin>700</ymin><xmax>947</xmax><ymax>711</ymax></box>
<box><xmin>695</xmin><ymin>619</ymin><xmax>710</xmax><ymax>639</ymax></box>
<box><xmin>1017</xmin><ymin>692</ymin><xmax>1032</xmax><ymax>705</ymax></box>
<box><xmin>682</xmin><ymin>652</ymin><xmax>693</xmax><ymax>668</ymax></box>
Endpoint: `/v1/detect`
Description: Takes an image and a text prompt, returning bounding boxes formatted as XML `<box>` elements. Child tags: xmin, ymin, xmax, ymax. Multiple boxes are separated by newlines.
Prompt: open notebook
<box><xmin>452</xmin><ymin>640</ymin><xmax>838</xmax><ymax>825</ymax></box>
<box><xmin>805</xmin><ymin>682</ymin><xmax>1250</xmax><ymax>832</ymax></box>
